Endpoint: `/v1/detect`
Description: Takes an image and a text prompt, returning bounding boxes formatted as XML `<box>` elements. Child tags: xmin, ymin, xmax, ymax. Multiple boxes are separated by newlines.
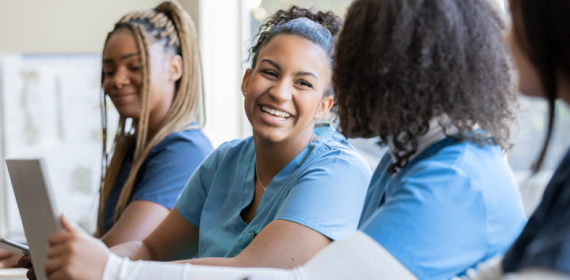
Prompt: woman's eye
<box><xmin>129</xmin><ymin>66</ymin><xmax>142</xmax><ymax>71</ymax></box>
<box><xmin>297</xmin><ymin>80</ymin><xmax>313</xmax><ymax>88</ymax></box>
<box><xmin>103</xmin><ymin>70</ymin><xmax>115</xmax><ymax>76</ymax></box>
<box><xmin>261</xmin><ymin>70</ymin><xmax>277</xmax><ymax>77</ymax></box>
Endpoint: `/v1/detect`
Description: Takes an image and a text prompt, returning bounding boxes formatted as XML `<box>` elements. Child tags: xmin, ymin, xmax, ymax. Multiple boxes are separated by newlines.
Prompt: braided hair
<box><xmin>95</xmin><ymin>1</ymin><xmax>204</xmax><ymax>237</ymax></box>
<box><xmin>249</xmin><ymin>6</ymin><xmax>342</xmax><ymax>97</ymax></box>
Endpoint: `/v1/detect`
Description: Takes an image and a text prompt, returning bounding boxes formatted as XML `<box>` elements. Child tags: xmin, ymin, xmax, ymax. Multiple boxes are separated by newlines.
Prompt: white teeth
<box><xmin>261</xmin><ymin>106</ymin><xmax>291</xmax><ymax>119</ymax></box>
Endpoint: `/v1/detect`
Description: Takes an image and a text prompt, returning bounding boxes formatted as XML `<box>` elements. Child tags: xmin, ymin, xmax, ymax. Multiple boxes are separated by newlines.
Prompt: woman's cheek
<box><xmin>507</xmin><ymin>32</ymin><xmax>545</xmax><ymax>97</ymax></box>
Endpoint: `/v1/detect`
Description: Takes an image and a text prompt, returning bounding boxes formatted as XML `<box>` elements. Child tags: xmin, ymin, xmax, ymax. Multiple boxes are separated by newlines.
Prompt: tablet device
<box><xmin>6</xmin><ymin>159</ymin><xmax>62</xmax><ymax>280</ymax></box>
<box><xmin>0</xmin><ymin>238</ymin><xmax>29</xmax><ymax>255</ymax></box>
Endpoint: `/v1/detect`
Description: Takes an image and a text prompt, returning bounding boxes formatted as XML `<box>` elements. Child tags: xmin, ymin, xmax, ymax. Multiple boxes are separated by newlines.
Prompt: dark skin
<box><xmin>37</xmin><ymin>34</ymin><xmax>335</xmax><ymax>280</ymax></box>
<box><xmin>16</xmin><ymin>29</ymin><xmax>185</xmax><ymax>279</ymax></box>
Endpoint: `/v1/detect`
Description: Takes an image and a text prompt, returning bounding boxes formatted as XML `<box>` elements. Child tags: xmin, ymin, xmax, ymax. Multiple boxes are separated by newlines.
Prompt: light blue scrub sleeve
<box><xmin>275</xmin><ymin>153</ymin><xmax>371</xmax><ymax>241</ymax></box>
<box><xmin>359</xmin><ymin>163</ymin><xmax>488</xmax><ymax>280</ymax></box>
<box><xmin>175</xmin><ymin>144</ymin><xmax>223</xmax><ymax>227</ymax></box>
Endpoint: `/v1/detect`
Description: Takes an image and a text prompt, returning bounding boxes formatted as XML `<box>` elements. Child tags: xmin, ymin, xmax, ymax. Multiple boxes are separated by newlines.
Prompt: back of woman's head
<box><xmin>249</xmin><ymin>6</ymin><xmax>342</xmax><ymax>96</ymax></box>
<box><xmin>96</xmin><ymin>1</ymin><xmax>203</xmax><ymax>236</ymax></box>
<box><xmin>334</xmin><ymin>0</ymin><xmax>517</xmax><ymax>173</ymax></box>
<box><xmin>509</xmin><ymin>0</ymin><xmax>570</xmax><ymax>172</ymax></box>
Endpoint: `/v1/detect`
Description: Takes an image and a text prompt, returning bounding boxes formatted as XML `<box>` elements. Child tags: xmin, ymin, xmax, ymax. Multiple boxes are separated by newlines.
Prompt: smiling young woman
<box><xmin>8</xmin><ymin>0</ymin><xmax>214</xmax><ymax>273</ymax></box>
<box><xmin>95</xmin><ymin>1</ymin><xmax>213</xmax><ymax>247</ymax></box>
<box><xmin>37</xmin><ymin>6</ymin><xmax>372</xmax><ymax>280</ymax></box>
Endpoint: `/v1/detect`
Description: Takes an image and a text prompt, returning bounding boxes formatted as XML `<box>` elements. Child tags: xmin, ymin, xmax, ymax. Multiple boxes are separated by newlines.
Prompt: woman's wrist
<box><xmin>101</xmin><ymin>253</ymin><xmax>125</xmax><ymax>280</ymax></box>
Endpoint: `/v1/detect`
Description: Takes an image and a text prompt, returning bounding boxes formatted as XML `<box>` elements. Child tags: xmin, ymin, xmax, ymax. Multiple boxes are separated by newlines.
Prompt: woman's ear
<box><xmin>315</xmin><ymin>95</ymin><xmax>334</xmax><ymax>119</ymax></box>
<box><xmin>168</xmin><ymin>54</ymin><xmax>183</xmax><ymax>82</ymax></box>
<box><xmin>241</xmin><ymin>69</ymin><xmax>252</xmax><ymax>96</ymax></box>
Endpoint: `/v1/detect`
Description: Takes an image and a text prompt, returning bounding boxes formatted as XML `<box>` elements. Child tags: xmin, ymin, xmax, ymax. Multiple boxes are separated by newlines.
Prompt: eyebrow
<box><xmin>294</xmin><ymin>71</ymin><xmax>318</xmax><ymax>79</ymax></box>
<box><xmin>102</xmin><ymin>52</ymin><xmax>139</xmax><ymax>63</ymax></box>
<box><xmin>260</xmin><ymin>59</ymin><xmax>318</xmax><ymax>79</ymax></box>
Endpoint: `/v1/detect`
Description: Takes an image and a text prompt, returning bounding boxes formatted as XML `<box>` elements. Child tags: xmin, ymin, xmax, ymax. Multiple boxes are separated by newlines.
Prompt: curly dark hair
<box><xmin>333</xmin><ymin>0</ymin><xmax>518</xmax><ymax>174</ymax></box>
<box><xmin>249</xmin><ymin>5</ymin><xmax>342</xmax><ymax>96</ymax></box>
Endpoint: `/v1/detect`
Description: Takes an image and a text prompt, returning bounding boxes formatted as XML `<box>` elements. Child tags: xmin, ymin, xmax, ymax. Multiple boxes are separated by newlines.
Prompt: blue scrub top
<box><xmin>103</xmin><ymin>128</ymin><xmax>213</xmax><ymax>233</ymax></box>
<box><xmin>175</xmin><ymin>124</ymin><xmax>372</xmax><ymax>258</ymax></box>
<box><xmin>359</xmin><ymin>138</ymin><xmax>527</xmax><ymax>280</ymax></box>
<box><xmin>503</xmin><ymin>147</ymin><xmax>570</xmax><ymax>275</ymax></box>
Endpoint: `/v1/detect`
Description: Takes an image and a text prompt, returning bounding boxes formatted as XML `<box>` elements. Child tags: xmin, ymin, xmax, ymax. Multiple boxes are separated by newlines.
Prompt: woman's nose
<box><xmin>268</xmin><ymin>80</ymin><xmax>293</xmax><ymax>102</ymax></box>
<box><xmin>113</xmin><ymin>68</ymin><xmax>129</xmax><ymax>89</ymax></box>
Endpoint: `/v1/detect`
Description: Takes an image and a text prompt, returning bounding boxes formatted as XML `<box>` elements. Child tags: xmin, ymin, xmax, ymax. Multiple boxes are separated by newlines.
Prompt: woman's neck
<box><xmin>388</xmin><ymin>115</ymin><xmax>457</xmax><ymax>165</ymax></box>
<box><xmin>254</xmin><ymin>126</ymin><xmax>316</xmax><ymax>186</ymax></box>
<box><xmin>133</xmin><ymin>108</ymin><xmax>170</xmax><ymax>146</ymax></box>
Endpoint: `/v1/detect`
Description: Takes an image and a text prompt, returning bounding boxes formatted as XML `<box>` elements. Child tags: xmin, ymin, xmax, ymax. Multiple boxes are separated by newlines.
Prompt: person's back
<box><xmin>360</xmin><ymin>137</ymin><xmax>526</xmax><ymax>279</ymax></box>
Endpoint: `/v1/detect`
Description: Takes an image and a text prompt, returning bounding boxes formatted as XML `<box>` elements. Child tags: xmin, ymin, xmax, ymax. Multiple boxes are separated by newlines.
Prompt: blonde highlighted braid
<box><xmin>95</xmin><ymin>1</ymin><xmax>204</xmax><ymax>237</ymax></box>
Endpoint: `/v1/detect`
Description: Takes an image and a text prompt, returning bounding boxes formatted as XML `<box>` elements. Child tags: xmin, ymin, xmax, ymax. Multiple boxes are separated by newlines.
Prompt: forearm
<box><xmin>109</xmin><ymin>241</ymin><xmax>153</xmax><ymax>261</ymax></box>
<box><xmin>103</xmin><ymin>254</ymin><xmax>301</xmax><ymax>280</ymax></box>
<box><xmin>102</xmin><ymin>232</ymin><xmax>418</xmax><ymax>280</ymax></box>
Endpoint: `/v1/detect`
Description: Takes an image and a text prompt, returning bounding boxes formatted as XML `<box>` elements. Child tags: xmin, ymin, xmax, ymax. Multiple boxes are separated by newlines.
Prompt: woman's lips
<box><xmin>258</xmin><ymin>105</ymin><xmax>293</xmax><ymax>125</ymax></box>
<box><xmin>110</xmin><ymin>92</ymin><xmax>136</xmax><ymax>103</ymax></box>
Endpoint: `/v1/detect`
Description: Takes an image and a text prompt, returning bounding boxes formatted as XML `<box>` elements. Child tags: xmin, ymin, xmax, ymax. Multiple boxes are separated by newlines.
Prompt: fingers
<box><xmin>0</xmin><ymin>249</ymin><xmax>11</xmax><ymax>258</ymax></box>
<box><xmin>26</xmin><ymin>266</ymin><xmax>37</xmax><ymax>280</ymax></box>
<box><xmin>49</xmin><ymin>232</ymin><xmax>71</xmax><ymax>247</ymax></box>
<box><xmin>48</xmin><ymin>270</ymin><xmax>71</xmax><ymax>280</ymax></box>
<box><xmin>0</xmin><ymin>253</ymin><xmax>21</xmax><ymax>268</ymax></box>
<box><xmin>45</xmin><ymin>256</ymin><xmax>63</xmax><ymax>277</ymax></box>
<box><xmin>18</xmin><ymin>254</ymin><xmax>33</xmax><ymax>269</ymax></box>
<box><xmin>60</xmin><ymin>215</ymin><xmax>85</xmax><ymax>234</ymax></box>
<box><xmin>47</xmin><ymin>243</ymin><xmax>69</xmax><ymax>259</ymax></box>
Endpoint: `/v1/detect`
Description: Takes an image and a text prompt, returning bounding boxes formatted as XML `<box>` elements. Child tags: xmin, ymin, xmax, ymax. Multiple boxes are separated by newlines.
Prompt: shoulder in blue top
<box><xmin>175</xmin><ymin>124</ymin><xmax>372</xmax><ymax>258</ymax></box>
<box><xmin>103</xmin><ymin>127</ymin><xmax>213</xmax><ymax>233</ymax></box>
<box><xmin>358</xmin><ymin>138</ymin><xmax>527</xmax><ymax>280</ymax></box>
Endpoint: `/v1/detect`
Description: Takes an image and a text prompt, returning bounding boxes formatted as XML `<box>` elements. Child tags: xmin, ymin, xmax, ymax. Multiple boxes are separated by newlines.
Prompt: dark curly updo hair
<box><xmin>249</xmin><ymin>5</ymin><xmax>342</xmax><ymax>96</ymax></box>
<box><xmin>334</xmin><ymin>0</ymin><xmax>518</xmax><ymax>174</ymax></box>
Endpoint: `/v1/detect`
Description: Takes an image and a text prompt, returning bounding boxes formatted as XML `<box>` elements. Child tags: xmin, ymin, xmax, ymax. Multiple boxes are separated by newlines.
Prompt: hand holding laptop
<box><xmin>45</xmin><ymin>215</ymin><xmax>110</xmax><ymax>280</ymax></box>
<box><xmin>0</xmin><ymin>249</ymin><xmax>21</xmax><ymax>268</ymax></box>
<box><xmin>18</xmin><ymin>215</ymin><xmax>110</xmax><ymax>280</ymax></box>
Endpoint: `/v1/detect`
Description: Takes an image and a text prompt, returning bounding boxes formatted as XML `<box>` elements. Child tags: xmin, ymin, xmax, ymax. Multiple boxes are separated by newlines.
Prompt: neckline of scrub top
<box><xmin>239</xmin><ymin>123</ymin><xmax>335</xmax><ymax>224</ymax></box>
<box><xmin>392</xmin><ymin>137</ymin><xmax>458</xmax><ymax>177</ymax></box>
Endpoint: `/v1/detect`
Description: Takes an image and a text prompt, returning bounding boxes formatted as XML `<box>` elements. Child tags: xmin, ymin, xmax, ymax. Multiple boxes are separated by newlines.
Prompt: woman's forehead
<box><xmin>257</xmin><ymin>34</ymin><xmax>329</xmax><ymax>73</ymax></box>
<box><xmin>103</xmin><ymin>31</ymin><xmax>138</xmax><ymax>58</ymax></box>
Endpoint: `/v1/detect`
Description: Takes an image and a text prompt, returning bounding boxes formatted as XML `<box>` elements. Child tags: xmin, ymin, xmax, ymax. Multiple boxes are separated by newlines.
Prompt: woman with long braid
<box><xmin>13</xmin><ymin>1</ymin><xmax>212</xmax><ymax>276</ymax></box>
<box><xmin>94</xmin><ymin>1</ymin><xmax>211</xmax><ymax>247</ymax></box>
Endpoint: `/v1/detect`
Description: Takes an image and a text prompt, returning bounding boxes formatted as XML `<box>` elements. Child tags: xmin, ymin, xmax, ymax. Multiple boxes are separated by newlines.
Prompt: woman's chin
<box><xmin>252</xmin><ymin>127</ymin><xmax>290</xmax><ymax>144</ymax></box>
<box><xmin>115</xmin><ymin>108</ymin><xmax>141</xmax><ymax>119</ymax></box>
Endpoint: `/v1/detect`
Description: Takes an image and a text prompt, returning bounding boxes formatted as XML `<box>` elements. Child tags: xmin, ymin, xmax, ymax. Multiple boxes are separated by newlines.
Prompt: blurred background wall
<box><xmin>0</xmin><ymin>0</ymin><xmax>199</xmax><ymax>53</ymax></box>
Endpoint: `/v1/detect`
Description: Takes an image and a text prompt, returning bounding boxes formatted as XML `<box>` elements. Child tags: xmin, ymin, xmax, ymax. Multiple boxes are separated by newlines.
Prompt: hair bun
<box><xmin>269</xmin><ymin>5</ymin><xmax>342</xmax><ymax>36</ymax></box>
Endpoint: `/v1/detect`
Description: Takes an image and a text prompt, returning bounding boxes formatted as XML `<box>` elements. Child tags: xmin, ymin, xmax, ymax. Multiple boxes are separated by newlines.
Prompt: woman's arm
<box><xmin>101</xmin><ymin>231</ymin><xmax>418</xmax><ymax>280</ymax></box>
<box><xmin>180</xmin><ymin>219</ymin><xmax>330</xmax><ymax>268</ymax></box>
<box><xmin>99</xmin><ymin>201</ymin><xmax>170</xmax><ymax>247</ymax></box>
<box><xmin>109</xmin><ymin>207</ymin><xmax>199</xmax><ymax>261</ymax></box>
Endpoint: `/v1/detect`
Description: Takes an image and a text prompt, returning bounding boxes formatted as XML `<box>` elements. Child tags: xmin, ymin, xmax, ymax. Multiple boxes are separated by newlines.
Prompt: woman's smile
<box><xmin>258</xmin><ymin>104</ymin><xmax>294</xmax><ymax>125</ymax></box>
<box><xmin>110</xmin><ymin>91</ymin><xmax>137</xmax><ymax>104</ymax></box>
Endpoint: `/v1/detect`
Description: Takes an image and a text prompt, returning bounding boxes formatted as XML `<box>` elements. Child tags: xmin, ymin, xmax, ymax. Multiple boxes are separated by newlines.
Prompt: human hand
<box><xmin>45</xmin><ymin>215</ymin><xmax>110</xmax><ymax>280</ymax></box>
<box><xmin>17</xmin><ymin>254</ymin><xmax>35</xmax><ymax>280</ymax></box>
<box><xmin>0</xmin><ymin>248</ymin><xmax>21</xmax><ymax>268</ymax></box>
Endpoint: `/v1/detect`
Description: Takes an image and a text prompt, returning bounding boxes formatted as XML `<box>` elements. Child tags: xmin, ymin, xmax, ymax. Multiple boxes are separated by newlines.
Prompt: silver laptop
<box><xmin>6</xmin><ymin>158</ymin><xmax>62</xmax><ymax>280</ymax></box>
